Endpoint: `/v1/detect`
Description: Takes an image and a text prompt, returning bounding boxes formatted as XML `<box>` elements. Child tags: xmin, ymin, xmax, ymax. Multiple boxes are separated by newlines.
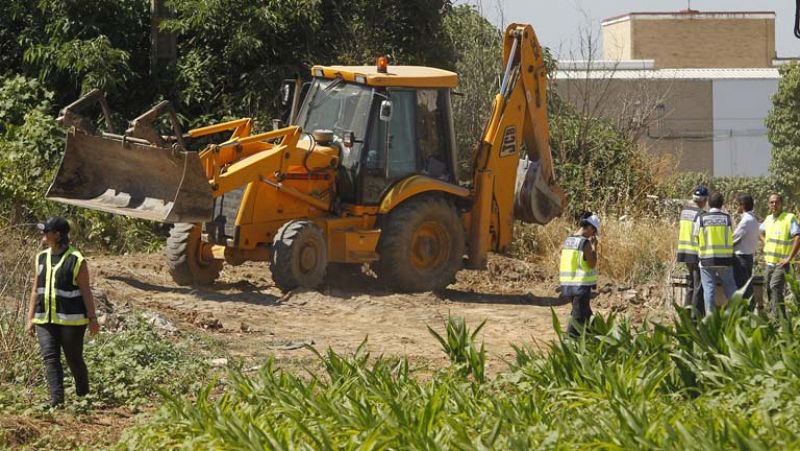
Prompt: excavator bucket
<box><xmin>45</xmin><ymin>90</ymin><xmax>214</xmax><ymax>223</ymax></box>
<box><xmin>513</xmin><ymin>156</ymin><xmax>566</xmax><ymax>224</ymax></box>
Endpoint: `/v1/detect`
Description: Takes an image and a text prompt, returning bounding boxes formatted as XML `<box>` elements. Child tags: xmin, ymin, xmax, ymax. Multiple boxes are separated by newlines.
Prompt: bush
<box><xmin>767</xmin><ymin>62</ymin><xmax>800</xmax><ymax>201</ymax></box>
<box><xmin>549</xmin><ymin>109</ymin><xmax>661</xmax><ymax>215</ymax></box>
<box><xmin>80</xmin><ymin>318</ymin><xmax>209</xmax><ymax>409</ymax></box>
<box><xmin>664</xmin><ymin>172</ymin><xmax>781</xmax><ymax>218</ymax></box>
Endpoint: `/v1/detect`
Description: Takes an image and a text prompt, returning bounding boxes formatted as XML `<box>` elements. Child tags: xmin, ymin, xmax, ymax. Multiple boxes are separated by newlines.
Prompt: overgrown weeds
<box><xmin>510</xmin><ymin>215</ymin><xmax>677</xmax><ymax>286</ymax></box>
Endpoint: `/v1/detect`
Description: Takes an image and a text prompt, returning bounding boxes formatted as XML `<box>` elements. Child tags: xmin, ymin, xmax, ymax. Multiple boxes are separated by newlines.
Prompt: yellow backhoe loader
<box><xmin>46</xmin><ymin>23</ymin><xmax>565</xmax><ymax>292</ymax></box>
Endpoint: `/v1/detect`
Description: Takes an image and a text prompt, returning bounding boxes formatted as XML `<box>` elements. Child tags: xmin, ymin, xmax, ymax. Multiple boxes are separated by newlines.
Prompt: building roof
<box><xmin>310</xmin><ymin>65</ymin><xmax>458</xmax><ymax>88</ymax></box>
<box><xmin>603</xmin><ymin>10</ymin><xmax>775</xmax><ymax>26</ymax></box>
<box><xmin>554</xmin><ymin>67</ymin><xmax>780</xmax><ymax>80</ymax></box>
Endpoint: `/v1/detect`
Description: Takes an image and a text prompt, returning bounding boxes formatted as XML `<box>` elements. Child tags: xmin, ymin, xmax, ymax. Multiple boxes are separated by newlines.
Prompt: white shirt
<box><xmin>733</xmin><ymin>211</ymin><xmax>760</xmax><ymax>255</ymax></box>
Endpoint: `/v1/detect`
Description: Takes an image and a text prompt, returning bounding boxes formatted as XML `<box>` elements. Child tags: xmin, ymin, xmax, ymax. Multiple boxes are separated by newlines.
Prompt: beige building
<box><xmin>555</xmin><ymin>10</ymin><xmax>782</xmax><ymax>177</ymax></box>
<box><xmin>602</xmin><ymin>11</ymin><xmax>776</xmax><ymax>68</ymax></box>
<box><xmin>554</xmin><ymin>67</ymin><xmax>779</xmax><ymax>176</ymax></box>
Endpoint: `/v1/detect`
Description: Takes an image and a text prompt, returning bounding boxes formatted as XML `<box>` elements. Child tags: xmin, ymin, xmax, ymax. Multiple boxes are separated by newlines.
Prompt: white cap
<box><xmin>585</xmin><ymin>214</ymin><xmax>601</xmax><ymax>235</ymax></box>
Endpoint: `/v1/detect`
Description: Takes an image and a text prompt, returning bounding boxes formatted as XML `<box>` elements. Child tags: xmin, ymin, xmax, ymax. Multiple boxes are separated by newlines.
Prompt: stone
<box><xmin>141</xmin><ymin>311</ymin><xmax>178</xmax><ymax>334</ymax></box>
<box><xmin>209</xmin><ymin>358</ymin><xmax>228</xmax><ymax>368</ymax></box>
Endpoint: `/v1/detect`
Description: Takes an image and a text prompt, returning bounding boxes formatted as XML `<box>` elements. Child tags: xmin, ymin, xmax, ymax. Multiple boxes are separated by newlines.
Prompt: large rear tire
<box><xmin>271</xmin><ymin>220</ymin><xmax>328</xmax><ymax>292</ymax></box>
<box><xmin>376</xmin><ymin>196</ymin><xmax>465</xmax><ymax>292</ymax></box>
<box><xmin>165</xmin><ymin>223</ymin><xmax>222</xmax><ymax>286</ymax></box>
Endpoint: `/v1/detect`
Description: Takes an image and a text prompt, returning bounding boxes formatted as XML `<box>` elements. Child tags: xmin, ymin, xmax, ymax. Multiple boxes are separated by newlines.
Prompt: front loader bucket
<box><xmin>46</xmin><ymin>130</ymin><xmax>213</xmax><ymax>223</ymax></box>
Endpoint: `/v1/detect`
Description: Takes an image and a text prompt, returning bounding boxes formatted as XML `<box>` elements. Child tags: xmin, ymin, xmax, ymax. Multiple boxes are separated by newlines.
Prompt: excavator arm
<box><xmin>467</xmin><ymin>23</ymin><xmax>566</xmax><ymax>269</ymax></box>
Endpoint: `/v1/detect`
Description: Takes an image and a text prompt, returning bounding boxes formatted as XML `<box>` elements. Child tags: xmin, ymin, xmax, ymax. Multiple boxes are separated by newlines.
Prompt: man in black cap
<box><xmin>27</xmin><ymin>217</ymin><xmax>99</xmax><ymax>407</ymax></box>
<box><xmin>676</xmin><ymin>186</ymin><xmax>708</xmax><ymax>317</ymax></box>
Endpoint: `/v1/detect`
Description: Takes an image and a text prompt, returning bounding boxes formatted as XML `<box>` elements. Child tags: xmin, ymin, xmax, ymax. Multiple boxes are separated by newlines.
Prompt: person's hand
<box><xmin>26</xmin><ymin>321</ymin><xmax>36</xmax><ymax>337</ymax></box>
<box><xmin>88</xmin><ymin>318</ymin><xmax>100</xmax><ymax>336</ymax></box>
<box><xmin>780</xmin><ymin>257</ymin><xmax>792</xmax><ymax>268</ymax></box>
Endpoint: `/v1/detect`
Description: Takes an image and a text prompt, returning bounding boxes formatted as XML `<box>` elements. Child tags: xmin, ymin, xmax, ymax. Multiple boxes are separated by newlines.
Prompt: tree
<box><xmin>766</xmin><ymin>62</ymin><xmax>800</xmax><ymax>200</ymax></box>
<box><xmin>442</xmin><ymin>4</ymin><xmax>502</xmax><ymax>177</ymax></box>
<box><xmin>19</xmin><ymin>0</ymin><xmax>151</xmax><ymax>112</ymax></box>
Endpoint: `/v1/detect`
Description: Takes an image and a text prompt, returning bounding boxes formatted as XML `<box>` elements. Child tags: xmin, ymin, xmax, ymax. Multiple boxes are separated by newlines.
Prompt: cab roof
<box><xmin>310</xmin><ymin>65</ymin><xmax>458</xmax><ymax>89</ymax></box>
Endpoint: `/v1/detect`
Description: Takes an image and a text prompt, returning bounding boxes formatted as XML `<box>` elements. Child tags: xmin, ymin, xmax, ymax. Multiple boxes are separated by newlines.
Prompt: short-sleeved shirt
<box><xmin>760</xmin><ymin>213</ymin><xmax>800</xmax><ymax>266</ymax></box>
<box><xmin>733</xmin><ymin>211</ymin><xmax>760</xmax><ymax>256</ymax></box>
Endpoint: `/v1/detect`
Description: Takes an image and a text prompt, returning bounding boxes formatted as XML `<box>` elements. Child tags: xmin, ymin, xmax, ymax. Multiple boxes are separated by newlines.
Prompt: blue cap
<box><xmin>693</xmin><ymin>186</ymin><xmax>709</xmax><ymax>197</ymax></box>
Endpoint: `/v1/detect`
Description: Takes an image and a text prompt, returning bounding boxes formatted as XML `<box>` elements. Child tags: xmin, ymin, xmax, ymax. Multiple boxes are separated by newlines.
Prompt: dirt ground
<box><xmin>91</xmin><ymin>252</ymin><xmax>671</xmax><ymax>371</ymax></box>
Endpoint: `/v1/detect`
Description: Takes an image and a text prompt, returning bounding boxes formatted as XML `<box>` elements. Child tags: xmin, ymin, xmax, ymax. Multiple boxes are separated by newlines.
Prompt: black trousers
<box><xmin>36</xmin><ymin>323</ymin><xmax>89</xmax><ymax>406</ymax></box>
<box><xmin>566</xmin><ymin>288</ymin><xmax>593</xmax><ymax>337</ymax></box>
<box><xmin>733</xmin><ymin>254</ymin><xmax>755</xmax><ymax>309</ymax></box>
<box><xmin>684</xmin><ymin>262</ymin><xmax>704</xmax><ymax>317</ymax></box>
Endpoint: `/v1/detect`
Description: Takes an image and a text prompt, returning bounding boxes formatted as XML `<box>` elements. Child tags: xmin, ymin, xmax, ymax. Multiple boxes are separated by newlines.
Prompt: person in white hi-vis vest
<box><xmin>26</xmin><ymin>217</ymin><xmax>99</xmax><ymax>408</ymax></box>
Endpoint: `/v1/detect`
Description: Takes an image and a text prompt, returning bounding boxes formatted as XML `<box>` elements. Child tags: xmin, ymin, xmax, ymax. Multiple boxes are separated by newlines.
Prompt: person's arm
<box><xmin>732</xmin><ymin>217</ymin><xmax>745</xmax><ymax>245</ymax></box>
<box><xmin>583</xmin><ymin>240</ymin><xmax>597</xmax><ymax>269</ymax></box>
<box><xmin>779</xmin><ymin>219</ymin><xmax>800</xmax><ymax>268</ymax></box>
<box><xmin>759</xmin><ymin>221</ymin><xmax>766</xmax><ymax>243</ymax></box>
<box><xmin>26</xmin><ymin>260</ymin><xmax>38</xmax><ymax>336</ymax></box>
<box><xmin>77</xmin><ymin>262</ymin><xmax>99</xmax><ymax>335</ymax></box>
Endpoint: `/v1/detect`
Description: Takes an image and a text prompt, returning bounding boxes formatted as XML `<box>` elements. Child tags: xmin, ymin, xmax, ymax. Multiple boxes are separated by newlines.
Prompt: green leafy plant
<box><xmin>427</xmin><ymin>315</ymin><xmax>486</xmax><ymax>383</ymax></box>
<box><xmin>120</xmin><ymin>280</ymin><xmax>800</xmax><ymax>449</ymax></box>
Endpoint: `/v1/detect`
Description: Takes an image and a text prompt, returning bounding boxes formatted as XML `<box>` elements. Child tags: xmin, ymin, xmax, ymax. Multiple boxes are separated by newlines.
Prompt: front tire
<box><xmin>271</xmin><ymin>220</ymin><xmax>328</xmax><ymax>292</ymax></box>
<box><xmin>376</xmin><ymin>196</ymin><xmax>465</xmax><ymax>292</ymax></box>
<box><xmin>165</xmin><ymin>223</ymin><xmax>222</xmax><ymax>286</ymax></box>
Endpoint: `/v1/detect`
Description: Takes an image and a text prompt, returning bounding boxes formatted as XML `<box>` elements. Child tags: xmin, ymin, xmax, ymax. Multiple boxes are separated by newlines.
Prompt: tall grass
<box><xmin>510</xmin><ymin>216</ymin><xmax>677</xmax><ymax>286</ymax></box>
<box><xmin>0</xmin><ymin>221</ymin><xmax>42</xmax><ymax>386</ymax></box>
<box><xmin>121</xmin><ymin>291</ymin><xmax>800</xmax><ymax>449</ymax></box>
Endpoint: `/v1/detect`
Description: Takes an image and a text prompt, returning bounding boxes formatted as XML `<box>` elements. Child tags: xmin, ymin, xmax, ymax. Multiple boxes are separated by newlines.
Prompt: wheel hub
<box><xmin>299</xmin><ymin>244</ymin><xmax>318</xmax><ymax>274</ymax></box>
<box><xmin>410</xmin><ymin>221</ymin><xmax>449</xmax><ymax>271</ymax></box>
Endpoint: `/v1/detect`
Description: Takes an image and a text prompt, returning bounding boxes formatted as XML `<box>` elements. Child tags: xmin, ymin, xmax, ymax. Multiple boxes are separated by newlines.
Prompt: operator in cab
<box><xmin>559</xmin><ymin>212</ymin><xmax>601</xmax><ymax>337</ymax></box>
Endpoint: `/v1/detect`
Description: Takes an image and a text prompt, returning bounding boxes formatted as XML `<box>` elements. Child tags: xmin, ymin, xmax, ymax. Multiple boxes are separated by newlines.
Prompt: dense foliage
<box><xmin>122</xmin><ymin>298</ymin><xmax>800</xmax><ymax>448</ymax></box>
<box><xmin>443</xmin><ymin>5</ymin><xmax>502</xmax><ymax>177</ymax></box>
<box><xmin>549</xmin><ymin>104</ymin><xmax>659</xmax><ymax>214</ymax></box>
<box><xmin>666</xmin><ymin>172</ymin><xmax>783</xmax><ymax>218</ymax></box>
<box><xmin>767</xmin><ymin>62</ymin><xmax>800</xmax><ymax>202</ymax></box>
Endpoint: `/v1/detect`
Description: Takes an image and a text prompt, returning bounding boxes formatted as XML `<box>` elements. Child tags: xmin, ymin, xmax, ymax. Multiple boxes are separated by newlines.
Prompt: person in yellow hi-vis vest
<box><xmin>692</xmin><ymin>192</ymin><xmax>737</xmax><ymax>317</ymax></box>
<box><xmin>26</xmin><ymin>217</ymin><xmax>99</xmax><ymax>408</ymax></box>
<box><xmin>560</xmin><ymin>212</ymin><xmax>600</xmax><ymax>337</ymax></box>
<box><xmin>676</xmin><ymin>186</ymin><xmax>708</xmax><ymax>315</ymax></box>
<box><xmin>760</xmin><ymin>193</ymin><xmax>800</xmax><ymax>320</ymax></box>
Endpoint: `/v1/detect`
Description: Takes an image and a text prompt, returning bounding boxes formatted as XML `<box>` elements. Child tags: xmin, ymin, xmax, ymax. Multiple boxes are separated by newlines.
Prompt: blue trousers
<box><xmin>699</xmin><ymin>266</ymin><xmax>737</xmax><ymax>316</ymax></box>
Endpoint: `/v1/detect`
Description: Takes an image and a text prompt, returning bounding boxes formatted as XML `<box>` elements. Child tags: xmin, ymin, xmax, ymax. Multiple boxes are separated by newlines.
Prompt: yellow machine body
<box><xmin>47</xmin><ymin>23</ymin><xmax>565</xmax><ymax>291</ymax></box>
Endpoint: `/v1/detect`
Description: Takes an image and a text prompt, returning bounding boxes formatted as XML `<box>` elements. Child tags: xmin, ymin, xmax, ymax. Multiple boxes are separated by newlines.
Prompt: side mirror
<box><xmin>379</xmin><ymin>100</ymin><xmax>393</xmax><ymax>122</ymax></box>
<box><xmin>280</xmin><ymin>81</ymin><xmax>294</xmax><ymax>107</ymax></box>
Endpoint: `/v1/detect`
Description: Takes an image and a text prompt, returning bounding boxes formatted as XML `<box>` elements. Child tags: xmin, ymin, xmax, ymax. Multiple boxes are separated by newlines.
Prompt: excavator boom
<box><xmin>467</xmin><ymin>23</ymin><xmax>566</xmax><ymax>268</ymax></box>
